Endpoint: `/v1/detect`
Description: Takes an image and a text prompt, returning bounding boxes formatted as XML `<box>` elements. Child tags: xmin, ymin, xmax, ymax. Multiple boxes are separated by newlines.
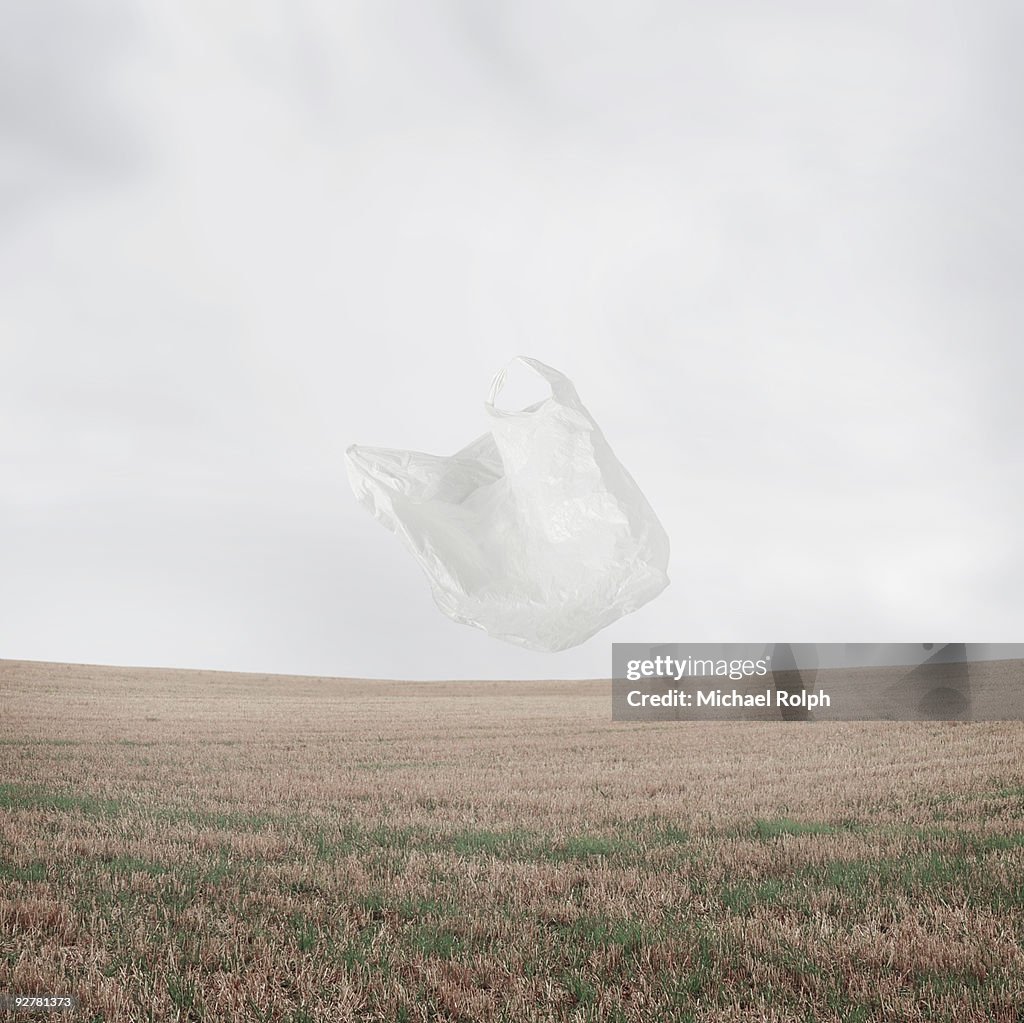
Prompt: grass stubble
<box><xmin>0</xmin><ymin>660</ymin><xmax>1022</xmax><ymax>1022</ymax></box>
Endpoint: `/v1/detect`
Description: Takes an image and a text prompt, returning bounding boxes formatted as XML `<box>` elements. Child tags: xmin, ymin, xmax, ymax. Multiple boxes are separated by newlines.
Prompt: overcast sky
<box><xmin>2</xmin><ymin>1</ymin><xmax>1021</xmax><ymax>679</ymax></box>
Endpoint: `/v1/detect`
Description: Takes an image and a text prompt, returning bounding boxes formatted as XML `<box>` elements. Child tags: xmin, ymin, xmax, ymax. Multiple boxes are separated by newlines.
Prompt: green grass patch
<box><xmin>451</xmin><ymin>827</ymin><xmax>534</xmax><ymax>858</ymax></box>
<box><xmin>753</xmin><ymin>818</ymin><xmax>838</xmax><ymax>840</ymax></box>
<box><xmin>720</xmin><ymin>878</ymin><xmax>785</xmax><ymax>914</ymax></box>
<box><xmin>0</xmin><ymin>783</ymin><xmax>122</xmax><ymax>818</ymax></box>
<box><xmin>0</xmin><ymin>860</ymin><xmax>47</xmax><ymax>883</ymax></box>
<box><xmin>166</xmin><ymin>974</ymin><xmax>203</xmax><ymax>1020</ymax></box>
<box><xmin>551</xmin><ymin>835</ymin><xmax>635</xmax><ymax>860</ymax></box>
<box><xmin>409</xmin><ymin>924</ymin><xmax>464</xmax><ymax>960</ymax></box>
<box><xmin>291</xmin><ymin>914</ymin><xmax>320</xmax><ymax>952</ymax></box>
<box><xmin>651</xmin><ymin>824</ymin><xmax>689</xmax><ymax>845</ymax></box>
<box><xmin>563</xmin><ymin>971</ymin><xmax>598</xmax><ymax>1008</ymax></box>
<box><xmin>103</xmin><ymin>855</ymin><xmax>168</xmax><ymax>877</ymax></box>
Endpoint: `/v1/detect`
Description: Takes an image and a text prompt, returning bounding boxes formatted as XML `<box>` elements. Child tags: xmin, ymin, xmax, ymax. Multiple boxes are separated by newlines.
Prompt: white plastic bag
<box><xmin>345</xmin><ymin>357</ymin><xmax>670</xmax><ymax>651</ymax></box>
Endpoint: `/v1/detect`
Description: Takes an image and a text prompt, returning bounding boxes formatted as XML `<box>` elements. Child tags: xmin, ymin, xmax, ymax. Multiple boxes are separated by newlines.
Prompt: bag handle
<box><xmin>485</xmin><ymin>356</ymin><xmax>578</xmax><ymax>416</ymax></box>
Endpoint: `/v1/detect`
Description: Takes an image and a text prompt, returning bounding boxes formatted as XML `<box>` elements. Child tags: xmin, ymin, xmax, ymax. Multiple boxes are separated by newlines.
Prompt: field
<box><xmin>1</xmin><ymin>660</ymin><xmax>1023</xmax><ymax>1022</ymax></box>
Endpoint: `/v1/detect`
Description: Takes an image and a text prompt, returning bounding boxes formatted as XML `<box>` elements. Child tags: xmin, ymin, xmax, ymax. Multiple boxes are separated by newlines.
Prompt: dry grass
<box><xmin>1</xmin><ymin>659</ymin><xmax>1022</xmax><ymax>1022</ymax></box>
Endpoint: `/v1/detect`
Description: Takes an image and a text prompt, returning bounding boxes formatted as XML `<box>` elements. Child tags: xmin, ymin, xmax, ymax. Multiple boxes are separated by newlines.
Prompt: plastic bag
<box><xmin>345</xmin><ymin>357</ymin><xmax>670</xmax><ymax>651</ymax></box>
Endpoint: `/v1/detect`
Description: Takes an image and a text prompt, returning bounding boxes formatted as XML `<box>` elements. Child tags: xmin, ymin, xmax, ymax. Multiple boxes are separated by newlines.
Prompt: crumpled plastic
<box><xmin>345</xmin><ymin>357</ymin><xmax>670</xmax><ymax>651</ymax></box>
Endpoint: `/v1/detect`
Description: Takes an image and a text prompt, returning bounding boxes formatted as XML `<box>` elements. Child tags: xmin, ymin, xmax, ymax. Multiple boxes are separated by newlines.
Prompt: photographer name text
<box><xmin>625</xmin><ymin>688</ymin><xmax>831</xmax><ymax>710</ymax></box>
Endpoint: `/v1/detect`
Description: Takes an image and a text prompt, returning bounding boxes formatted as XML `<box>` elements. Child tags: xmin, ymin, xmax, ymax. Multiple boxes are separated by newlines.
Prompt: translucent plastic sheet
<box><xmin>346</xmin><ymin>357</ymin><xmax>670</xmax><ymax>651</ymax></box>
